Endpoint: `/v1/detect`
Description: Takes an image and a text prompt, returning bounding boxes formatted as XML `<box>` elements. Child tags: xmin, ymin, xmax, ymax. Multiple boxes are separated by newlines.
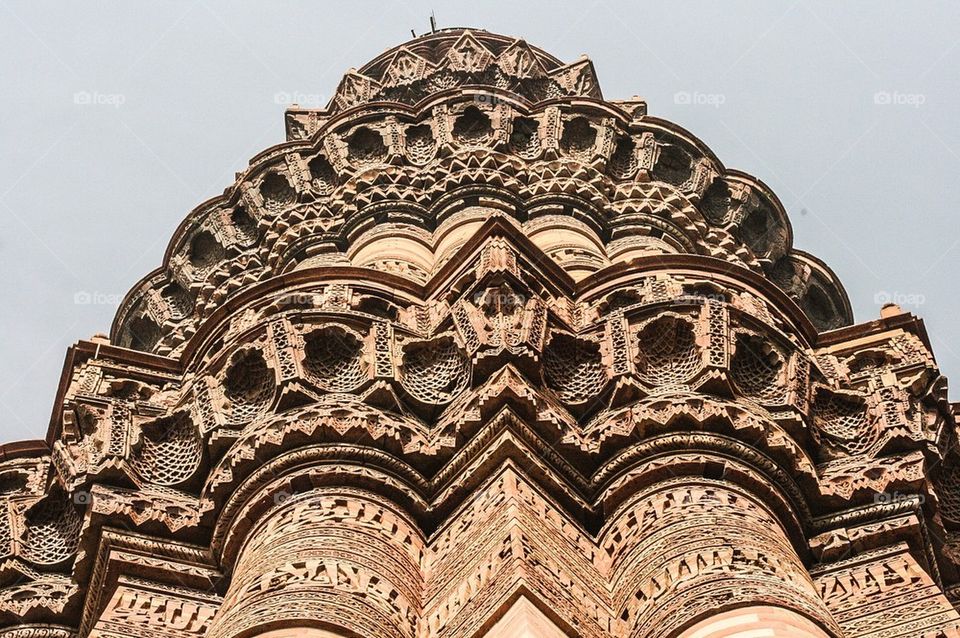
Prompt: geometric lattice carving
<box><xmin>399</xmin><ymin>337</ymin><xmax>470</xmax><ymax>404</ymax></box>
<box><xmin>543</xmin><ymin>333</ymin><xmax>606</xmax><ymax>403</ymax></box>
<box><xmin>303</xmin><ymin>325</ymin><xmax>367</xmax><ymax>393</ymax></box>
<box><xmin>221</xmin><ymin>347</ymin><xmax>275</xmax><ymax>424</ymax></box>
<box><xmin>560</xmin><ymin>117</ymin><xmax>596</xmax><ymax>161</ymax></box>
<box><xmin>608</xmin><ymin>137</ymin><xmax>638</xmax><ymax>180</ymax></box>
<box><xmin>635</xmin><ymin>315</ymin><xmax>701</xmax><ymax>386</ymax></box>
<box><xmin>813</xmin><ymin>389</ymin><xmax>875</xmax><ymax>456</ymax></box>
<box><xmin>453</xmin><ymin>107</ymin><xmax>493</xmax><ymax>145</ymax></box>
<box><xmin>508</xmin><ymin>117</ymin><xmax>540</xmax><ymax>159</ymax></box>
<box><xmin>405</xmin><ymin>125</ymin><xmax>435</xmax><ymax>165</ymax></box>
<box><xmin>131</xmin><ymin>412</ymin><xmax>202</xmax><ymax>486</ymax></box>
<box><xmin>22</xmin><ymin>491</ymin><xmax>82</xmax><ymax>566</ymax></box>
<box><xmin>188</xmin><ymin>231</ymin><xmax>224</xmax><ymax>270</ymax></box>
<box><xmin>937</xmin><ymin>459</ymin><xmax>960</xmax><ymax>526</ymax></box>
<box><xmin>730</xmin><ymin>333</ymin><xmax>784</xmax><ymax>402</ymax></box>
<box><xmin>260</xmin><ymin>173</ymin><xmax>296</xmax><ymax>214</ymax></box>
<box><xmin>308</xmin><ymin>155</ymin><xmax>338</xmax><ymax>195</ymax></box>
<box><xmin>230</xmin><ymin>206</ymin><xmax>259</xmax><ymax>246</ymax></box>
<box><xmin>347</xmin><ymin>127</ymin><xmax>387</xmax><ymax>165</ymax></box>
<box><xmin>0</xmin><ymin>503</ymin><xmax>11</xmax><ymax>559</ymax></box>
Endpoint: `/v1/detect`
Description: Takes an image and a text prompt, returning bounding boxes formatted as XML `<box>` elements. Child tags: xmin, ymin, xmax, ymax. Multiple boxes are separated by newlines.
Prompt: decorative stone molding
<box><xmin>4</xmin><ymin>26</ymin><xmax>959</xmax><ymax>638</ymax></box>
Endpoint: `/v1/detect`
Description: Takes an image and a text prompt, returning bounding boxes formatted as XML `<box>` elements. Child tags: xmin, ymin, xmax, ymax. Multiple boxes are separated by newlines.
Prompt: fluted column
<box><xmin>208</xmin><ymin>490</ymin><xmax>425</xmax><ymax>638</ymax></box>
<box><xmin>677</xmin><ymin>606</ymin><xmax>832</xmax><ymax>638</ymax></box>
<box><xmin>603</xmin><ymin>477</ymin><xmax>840</xmax><ymax>637</ymax></box>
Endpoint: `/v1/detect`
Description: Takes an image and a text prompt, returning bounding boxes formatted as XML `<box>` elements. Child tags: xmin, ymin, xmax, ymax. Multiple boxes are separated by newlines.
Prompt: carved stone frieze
<box><xmin>5</xmin><ymin>25</ymin><xmax>959</xmax><ymax>638</ymax></box>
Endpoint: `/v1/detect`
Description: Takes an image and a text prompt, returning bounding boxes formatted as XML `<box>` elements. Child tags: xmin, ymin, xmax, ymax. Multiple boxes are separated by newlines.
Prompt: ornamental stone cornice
<box><xmin>4</xmin><ymin>26</ymin><xmax>960</xmax><ymax>637</ymax></box>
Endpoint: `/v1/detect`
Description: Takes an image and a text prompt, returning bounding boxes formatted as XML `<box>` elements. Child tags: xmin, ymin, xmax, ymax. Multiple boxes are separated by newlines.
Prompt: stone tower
<box><xmin>4</xmin><ymin>29</ymin><xmax>960</xmax><ymax>638</ymax></box>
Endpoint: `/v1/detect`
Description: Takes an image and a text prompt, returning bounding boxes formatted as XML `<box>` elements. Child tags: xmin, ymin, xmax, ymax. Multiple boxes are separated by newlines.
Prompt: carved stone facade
<box><xmin>5</xmin><ymin>28</ymin><xmax>960</xmax><ymax>637</ymax></box>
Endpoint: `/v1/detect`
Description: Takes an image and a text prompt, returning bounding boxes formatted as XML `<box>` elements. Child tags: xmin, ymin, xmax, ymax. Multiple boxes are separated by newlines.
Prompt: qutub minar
<box><xmin>4</xmin><ymin>27</ymin><xmax>960</xmax><ymax>638</ymax></box>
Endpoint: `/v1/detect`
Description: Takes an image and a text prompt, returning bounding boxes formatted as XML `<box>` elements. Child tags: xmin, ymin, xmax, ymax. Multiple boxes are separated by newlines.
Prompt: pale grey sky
<box><xmin>1</xmin><ymin>1</ymin><xmax>958</xmax><ymax>443</ymax></box>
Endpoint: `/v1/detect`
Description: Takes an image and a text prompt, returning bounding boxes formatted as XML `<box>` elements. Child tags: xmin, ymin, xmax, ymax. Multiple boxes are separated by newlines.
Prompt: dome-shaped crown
<box><xmin>112</xmin><ymin>28</ymin><xmax>851</xmax><ymax>355</ymax></box>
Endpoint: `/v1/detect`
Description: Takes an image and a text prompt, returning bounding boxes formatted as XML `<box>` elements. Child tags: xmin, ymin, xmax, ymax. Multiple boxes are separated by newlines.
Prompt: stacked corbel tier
<box><xmin>1</xmin><ymin>28</ymin><xmax>958</xmax><ymax>638</ymax></box>
<box><xmin>112</xmin><ymin>28</ymin><xmax>851</xmax><ymax>356</ymax></box>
